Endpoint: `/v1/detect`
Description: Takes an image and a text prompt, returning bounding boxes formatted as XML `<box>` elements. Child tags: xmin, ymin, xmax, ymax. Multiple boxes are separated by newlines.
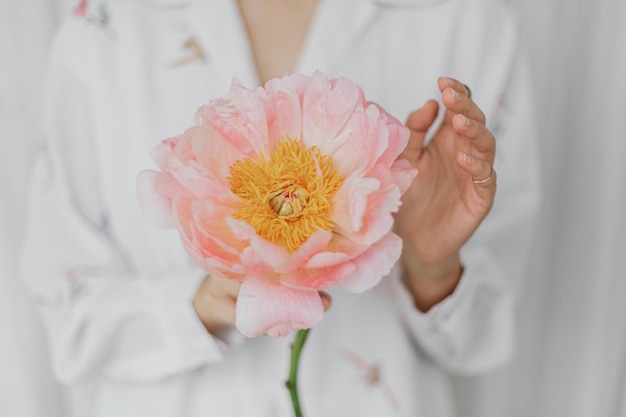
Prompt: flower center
<box><xmin>268</xmin><ymin>186</ymin><xmax>310</xmax><ymax>218</ymax></box>
<box><xmin>228</xmin><ymin>137</ymin><xmax>344</xmax><ymax>252</ymax></box>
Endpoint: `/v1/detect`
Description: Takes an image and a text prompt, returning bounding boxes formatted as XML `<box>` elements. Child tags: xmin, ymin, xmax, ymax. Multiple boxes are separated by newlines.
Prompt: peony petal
<box><xmin>350</xmin><ymin>184</ymin><xmax>402</xmax><ymax>246</ymax></box>
<box><xmin>150</xmin><ymin>139</ymin><xmax>178</xmax><ymax>171</ymax></box>
<box><xmin>258</xmin><ymin>76</ymin><xmax>303</xmax><ymax>147</ymax></box>
<box><xmin>174</xmin><ymin>196</ymin><xmax>242</xmax><ymax>275</ymax></box>
<box><xmin>150</xmin><ymin>131</ymin><xmax>239</xmax><ymax>204</ymax></box>
<box><xmin>183</xmin><ymin>224</ymin><xmax>239</xmax><ymax>270</ymax></box>
<box><xmin>225</xmin><ymin>217</ymin><xmax>258</xmax><ymax>241</ymax></box>
<box><xmin>177</xmin><ymin>207</ymin><xmax>245</xmax><ymax>279</ymax></box>
<box><xmin>339</xmin><ymin>232</ymin><xmax>402</xmax><ymax>293</ymax></box>
<box><xmin>239</xmin><ymin>246</ymin><xmax>276</xmax><ymax>275</ymax></box>
<box><xmin>192</xmin><ymin>231</ymin><xmax>238</xmax><ymax>266</ymax></box>
<box><xmin>305</xmin><ymin>250</ymin><xmax>351</xmax><ymax>269</ymax></box>
<box><xmin>225</xmin><ymin>217</ymin><xmax>291</xmax><ymax>270</ymax></box>
<box><xmin>236</xmin><ymin>277</ymin><xmax>324</xmax><ymax>337</ymax></box>
<box><xmin>168</xmin><ymin>158</ymin><xmax>236</xmax><ymax>204</ymax></box>
<box><xmin>332</xmin><ymin>173</ymin><xmax>380</xmax><ymax>235</ymax></box>
<box><xmin>275</xmin><ymin>230</ymin><xmax>333</xmax><ymax>273</ymax></box>
<box><xmin>187</xmin><ymin>202</ymin><xmax>244</xmax><ymax>265</ymax></box>
<box><xmin>369</xmin><ymin>103</ymin><xmax>412</xmax><ymax>168</ymax></box>
<box><xmin>195</xmin><ymin>80</ymin><xmax>269</xmax><ymax>157</ymax></box>
<box><xmin>281</xmin><ymin>261</ymin><xmax>356</xmax><ymax>290</ymax></box>
<box><xmin>153</xmin><ymin>172</ymin><xmax>185</xmax><ymax>200</ymax></box>
<box><xmin>191</xmin><ymin>201</ymin><xmax>242</xmax><ymax>249</ymax></box>
<box><xmin>247</xmin><ymin>234</ymin><xmax>290</xmax><ymax>267</ymax></box>
<box><xmin>327</xmin><ymin>105</ymin><xmax>390</xmax><ymax>175</ymax></box>
<box><xmin>136</xmin><ymin>170</ymin><xmax>177</xmax><ymax>229</ymax></box>
<box><xmin>390</xmin><ymin>159</ymin><xmax>418</xmax><ymax>194</ymax></box>
<box><xmin>321</xmin><ymin>233</ymin><xmax>369</xmax><ymax>259</ymax></box>
<box><xmin>151</xmin><ymin>131</ymin><xmax>196</xmax><ymax>170</ymax></box>
<box><xmin>191</xmin><ymin>125</ymin><xmax>247</xmax><ymax>188</ymax></box>
<box><xmin>301</xmin><ymin>72</ymin><xmax>365</xmax><ymax>153</ymax></box>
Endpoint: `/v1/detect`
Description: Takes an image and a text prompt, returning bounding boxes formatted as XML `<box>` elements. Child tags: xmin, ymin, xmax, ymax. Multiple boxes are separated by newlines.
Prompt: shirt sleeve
<box><xmin>19</xmin><ymin>16</ymin><xmax>230</xmax><ymax>385</ymax></box>
<box><xmin>383</xmin><ymin>8</ymin><xmax>541</xmax><ymax>375</ymax></box>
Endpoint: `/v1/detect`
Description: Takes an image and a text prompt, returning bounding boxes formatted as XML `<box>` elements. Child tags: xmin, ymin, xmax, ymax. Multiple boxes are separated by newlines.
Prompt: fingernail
<box><xmin>451</xmin><ymin>88</ymin><xmax>460</xmax><ymax>100</ymax></box>
<box><xmin>461</xmin><ymin>115</ymin><xmax>471</xmax><ymax>126</ymax></box>
<box><xmin>464</xmin><ymin>153</ymin><xmax>474</xmax><ymax>164</ymax></box>
<box><xmin>444</xmin><ymin>77</ymin><xmax>454</xmax><ymax>86</ymax></box>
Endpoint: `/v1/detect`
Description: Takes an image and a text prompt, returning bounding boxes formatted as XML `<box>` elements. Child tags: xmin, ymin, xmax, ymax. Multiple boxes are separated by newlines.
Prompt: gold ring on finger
<box><xmin>473</xmin><ymin>168</ymin><xmax>493</xmax><ymax>184</ymax></box>
<box><xmin>463</xmin><ymin>84</ymin><xmax>472</xmax><ymax>99</ymax></box>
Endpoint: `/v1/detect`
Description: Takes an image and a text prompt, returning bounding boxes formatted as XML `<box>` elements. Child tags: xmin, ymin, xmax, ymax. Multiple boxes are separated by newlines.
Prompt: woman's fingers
<box><xmin>452</xmin><ymin>113</ymin><xmax>495</xmax><ymax>159</ymax></box>
<box><xmin>437</xmin><ymin>76</ymin><xmax>472</xmax><ymax>99</ymax></box>
<box><xmin>193</xmin><ymin>275</ymin><xmax>333</xmax><ymax>336</ymax></box>
<box><xmin>406</xmin><ymin>99</ymin><xmax>440</xmax><ymax>133</ymax></box>
<box><xmin>319</xmin><ymin>291</ymin><xmax>332</xmax><ymax>311</ymax></box>
<box><xmin>457</xmin><ymin>152</ymin><xmax>496</xmax><ymax>188</ymax></box>
<box><xmin>193</xmin><ymin>275</ymin><xmax>241</xmax><ymax>332</ymax></box>
<box><xmin>403</xmin><ymin>99</ymin><xmax>440</xmax><ymax>159</ymax></box>
<box><xmin>438</xmin><ymin>76</ymin><xmax>486</xmax><ymax>124</ymax></box>
<box><xmin>207</xmin><ymin>274</ymin><xmax>241</xmax><ymax>300</ymax></box>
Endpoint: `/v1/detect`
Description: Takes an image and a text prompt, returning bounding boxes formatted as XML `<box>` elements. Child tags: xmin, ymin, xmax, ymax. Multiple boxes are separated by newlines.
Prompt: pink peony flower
<box><xmin>137</xmin><ymin>71</ymin><xmax>417</xmax><ymax>338</ymax></box>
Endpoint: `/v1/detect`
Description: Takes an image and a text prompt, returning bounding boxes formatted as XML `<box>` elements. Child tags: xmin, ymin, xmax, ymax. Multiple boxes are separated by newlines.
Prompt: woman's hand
<box><xmin>193</xmin><ymin>275</ymin><xmax>241</xmax><ymax>336</ymax></box>
<box><xmin>394</xmin><ymin>77</ymin><xmax>497</xmax><ymax>312</ymax></box>
<box><xmin>193</xmin><ymin>275</ymin><xmax>332</xmax><ymax>336</ymax></box>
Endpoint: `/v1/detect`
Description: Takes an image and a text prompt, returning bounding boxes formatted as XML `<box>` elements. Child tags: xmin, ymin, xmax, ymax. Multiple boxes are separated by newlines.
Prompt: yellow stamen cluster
<box><xmin>228</xmin><ymin>137</ymin><xmax>344</xmax><ymax>252</ymax></box>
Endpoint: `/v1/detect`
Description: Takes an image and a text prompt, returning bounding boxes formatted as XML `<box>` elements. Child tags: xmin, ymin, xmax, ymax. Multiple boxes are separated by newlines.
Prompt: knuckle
<box><xmin>478</xmin><ymin>109</ymin><xmax>487</xmax><ymax>123</ymax></box>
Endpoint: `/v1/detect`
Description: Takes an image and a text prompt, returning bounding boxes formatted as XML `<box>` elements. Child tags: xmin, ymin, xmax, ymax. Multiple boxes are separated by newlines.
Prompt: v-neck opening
<box><xmin>186</xmin><ymin>0</ymin><xmax>380</xmax><ymax>87</ymax></box>
<box><xmin>235</xmin><ymin>0</ymin><xmax>325</xmax><ymax>84</ymax></box>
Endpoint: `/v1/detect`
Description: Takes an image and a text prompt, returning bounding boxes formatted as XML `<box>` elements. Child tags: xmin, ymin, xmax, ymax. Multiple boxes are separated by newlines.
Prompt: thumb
<box><xmin>402</xmin><ymin>99</ymin><xmax>439</xmax><ymax>158</ymax></box>
<box><xmin>319</xmin><ymin>291</ymin><xmax>332</xmax><ymax>311</ymax></box>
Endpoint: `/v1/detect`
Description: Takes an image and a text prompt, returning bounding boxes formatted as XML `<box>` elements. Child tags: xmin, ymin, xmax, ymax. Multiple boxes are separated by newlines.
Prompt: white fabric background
<box><xmin>0</xmin><ymin>1</ymin><xmax>78</xmax><ymax>416</ymax></box>
<box><xmin>1</xmin><ymin>1</ymin><xmax>624</xmax><ymax>416</ymax></box>
<box><xmin>0</xmin><ymin>2</ymin><xmax>67</xmax><ymax>417</ymax></box>
<box><xmin>454</xmin><ymin>1</ymin><xmax>626</xmax><ymax>416</ymax></box>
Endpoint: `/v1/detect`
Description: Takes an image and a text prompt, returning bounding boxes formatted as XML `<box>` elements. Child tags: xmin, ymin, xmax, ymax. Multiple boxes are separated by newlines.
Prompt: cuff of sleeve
<box><xmin>387</xmin><ymin>245</ymin><xmax>514</xmax><ymax>374</ymax></box>
<box><xmin>124</xmin><ymin>267</ymin><xmax>234</xmax><ymax>380</ymax></box>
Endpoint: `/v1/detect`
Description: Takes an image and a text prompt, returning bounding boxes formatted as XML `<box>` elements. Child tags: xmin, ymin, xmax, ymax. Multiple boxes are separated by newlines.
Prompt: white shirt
<box><xmin>20</xmin><ymin>0</ymin><xmax>540</xmax><ymax>416</ymax></box>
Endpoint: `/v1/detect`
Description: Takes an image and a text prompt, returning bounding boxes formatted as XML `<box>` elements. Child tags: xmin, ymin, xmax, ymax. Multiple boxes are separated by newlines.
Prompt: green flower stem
<box><xmin>286</xmin><ymin>328</ymin><xmax>310</xmax><ymax>417</ymax></box>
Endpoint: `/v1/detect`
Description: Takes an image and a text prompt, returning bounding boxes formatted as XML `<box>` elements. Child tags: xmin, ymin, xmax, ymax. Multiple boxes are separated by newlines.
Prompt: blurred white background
<box><xmin>1</xmin><ymin>1</ymin><xmax>625</xmax><ymax>416</ymax></box>
<box><xmin>454</xmin><ymin>2</ymin><xmax>626</xmax><ymax>416</ymax></box>
<box><xmin>0</xmin><ymin>2</ymin><xmax>67</xmax><ymax>417</ymax></box>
